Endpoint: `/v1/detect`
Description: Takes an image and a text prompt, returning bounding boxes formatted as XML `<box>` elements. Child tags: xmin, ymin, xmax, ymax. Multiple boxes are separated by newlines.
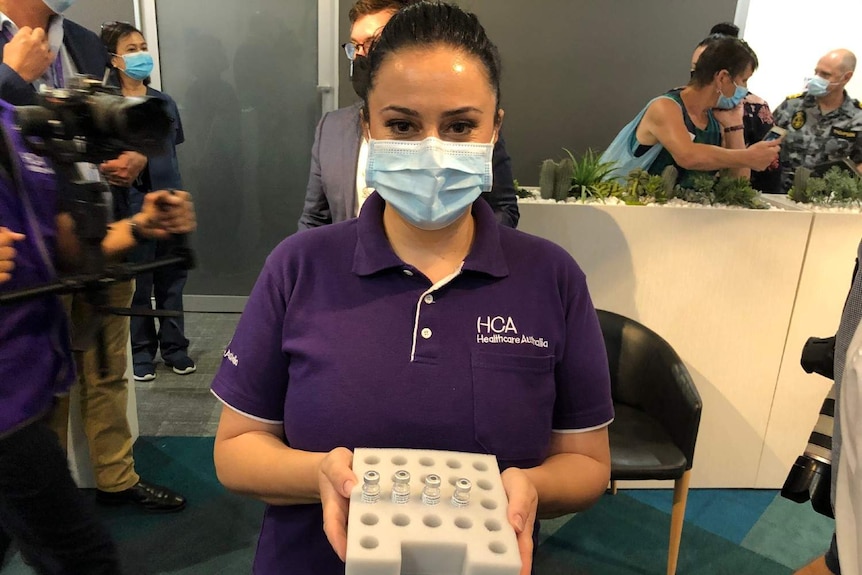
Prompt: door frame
<box><xmin>134</xmin><ymin>0</ymin><xmax>340</xmax><ymax>311</ymax></box>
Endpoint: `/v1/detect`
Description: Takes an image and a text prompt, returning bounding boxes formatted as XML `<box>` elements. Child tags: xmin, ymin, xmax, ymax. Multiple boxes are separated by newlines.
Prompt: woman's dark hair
<box><xmin>363</xmin><ymin>1</ymin><xmax>502</xmax><ymax>113</ymax></box>
<box><xmin>691</xmin><ymin>36</ymin><xmax>758</xmax><ymax>87</ymax></box>
<box><xmin>100</xmin><ymin>21</ymin><xmax>151</xmax><ymax>85</ymax></box>
<box><xmin>709</xmin><ymin>22</ymin><xmax>740</xmax><ymax>38</ymax></box>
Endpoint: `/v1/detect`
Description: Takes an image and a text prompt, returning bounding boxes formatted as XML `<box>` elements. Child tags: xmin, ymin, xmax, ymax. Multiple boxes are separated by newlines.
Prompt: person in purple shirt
<box><xmin>0</xmin><ymin>99</ymin><xmax>196</xmax><ymax>572</ymax></box>
<box><xmin>211</xmin><ymin>3</ymin><xmax>613</xmax><ymax>574</ymax></box>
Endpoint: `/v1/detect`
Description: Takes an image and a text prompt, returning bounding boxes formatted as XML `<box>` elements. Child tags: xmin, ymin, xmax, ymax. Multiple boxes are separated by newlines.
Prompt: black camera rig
<box><xmin>0</xmin><ymin>76</ymin><xmax>194</xmax><ymax>311</ymax></box>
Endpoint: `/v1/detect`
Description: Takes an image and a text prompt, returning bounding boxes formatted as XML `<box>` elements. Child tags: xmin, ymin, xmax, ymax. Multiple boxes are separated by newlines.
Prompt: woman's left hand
<box><xmin>501</xmin><ymin>467</ymin><xmax>539</xmax><ymax>575</ymax></box>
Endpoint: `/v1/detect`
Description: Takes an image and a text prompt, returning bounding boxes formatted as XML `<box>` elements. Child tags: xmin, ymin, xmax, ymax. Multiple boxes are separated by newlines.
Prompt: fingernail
<box><xmin>342</xmin><ymin>480</ymin><xmax>355</xmax><ymax>495</ymax></box>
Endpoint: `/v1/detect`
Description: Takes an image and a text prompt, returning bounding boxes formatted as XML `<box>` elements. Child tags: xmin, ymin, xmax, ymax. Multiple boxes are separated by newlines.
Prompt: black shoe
<box><xmin>96</xmin><ymin>480</ymin><xmax>186</xmax><ymax>513</ymax></box>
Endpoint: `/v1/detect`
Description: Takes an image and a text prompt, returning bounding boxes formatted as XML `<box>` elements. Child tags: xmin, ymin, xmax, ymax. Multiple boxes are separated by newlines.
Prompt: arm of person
<box><xmin>487</xmin><ymin>135</ymin><xmax>520</xmax><ymax>228</ymax></box>
<box><xmin>713</xmin><ymin>103</ymin><xmax>749</xmax><ymax>179</ymax></box>
<box><xmin>213</xmin><ymin>406</ymin><xmax>330</xmax><ymax>506</ymax></box>
<box><xmin>520</xmin><ymin>427</ymin><xmax>610</xmax><ymax>518</ymax></box>
<box><xmin>641</xmin><ymin>98</ymin><xmax>779</xmax><ymax>172</ymax></box>
<box><xmin>297</xmin><ymin>114</ymin><xmax>333</xmax><ymax>231</ymax></box>
<box><xmin>56</xmin><ymin>189</ymin><xmax>195</xmax><ymax>267</ymax></box>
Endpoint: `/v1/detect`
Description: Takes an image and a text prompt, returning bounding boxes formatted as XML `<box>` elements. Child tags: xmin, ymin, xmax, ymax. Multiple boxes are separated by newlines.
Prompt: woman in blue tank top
<box><xmin>602</xmin><ymin>37</ymin><xmax>781</xmax><ymax>187</ymax></box>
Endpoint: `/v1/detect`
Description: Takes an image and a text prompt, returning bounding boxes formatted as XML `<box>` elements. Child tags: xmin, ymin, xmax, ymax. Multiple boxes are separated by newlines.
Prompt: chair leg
<box><xmin>609</xmin><ymin>480</ymin><xmax>618</xmax><ymax>495</ymax></box>
<box><xmin>667</xmin><ymin>469</ymin><xmax>691</xmax><ymax>575</ymax></box>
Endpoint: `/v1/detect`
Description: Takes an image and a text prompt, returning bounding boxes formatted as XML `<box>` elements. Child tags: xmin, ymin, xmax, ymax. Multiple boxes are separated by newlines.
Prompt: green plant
<box><xmin>565</xmin><ymin>148</ymin><xmax>618</xmax><ymax>200</ymax></box>
<box><xmin>622</xmin><ymin>168</ymin><xmax>667</xmax><ymax>204</ymax></box>
<box><xmin>789</xmin><ymin>167</ymin><xmax>812</xmax><ymax>203</ymax></box>
<box><xmin>789</xmin><ymin>167</ymin><xmax>862</xmax><ymax>205</ymax></box>
<box><xmin>538</xmin><ymin>159</ymin><xmax>557</xmax><ymax>200</ymax></box>
<box><xmin>513</xmin><ymin>179</ymin><xmax>533</xmax><ymax>199</ymax></box>
<box><xmin>712</xmin><ymin>176</ymin><xmax>765</xmax><ymax>209</ymax></box>
<box><xmin>555</xmin><ymin>158</ymin><xmax>575</xmax><ymax>202</ymax></box>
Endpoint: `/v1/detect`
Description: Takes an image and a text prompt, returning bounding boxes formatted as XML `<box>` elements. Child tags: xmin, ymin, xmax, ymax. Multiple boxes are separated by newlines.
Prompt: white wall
<box><xmin>738</xmin><ymin>0</ymin><xmax>862</xmax><ymax>110</ymax></box>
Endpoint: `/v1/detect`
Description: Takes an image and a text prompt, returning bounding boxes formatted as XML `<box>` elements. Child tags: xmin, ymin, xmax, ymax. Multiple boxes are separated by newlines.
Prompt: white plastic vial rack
<box><xmin>345</xmin><ymin>448</ymin><xmax>520</xmax><ymax>575</ymax></box>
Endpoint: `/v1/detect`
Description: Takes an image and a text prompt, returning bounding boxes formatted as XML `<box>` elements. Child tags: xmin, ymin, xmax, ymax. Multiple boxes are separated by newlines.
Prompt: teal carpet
<box><xmin>3</xmin><ymin>437</ymin><xmax>836</xmax><ymax>574</ymax></box>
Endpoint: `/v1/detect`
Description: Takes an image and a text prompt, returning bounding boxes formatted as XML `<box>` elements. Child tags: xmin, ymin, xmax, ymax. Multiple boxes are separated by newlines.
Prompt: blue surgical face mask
<box><xmin>365</xmin><ymin>136</ymin><xmax>494</xmax><ymax>230</ymax></box>
<box><xmin>716</xmin><ymin>82</ymin><xmax>748</xmax><ymax>109</ymax></box>
<box><xmin>806</xmin><ymin>75</ymin><xmax>832</xmax><ymax>97</ymax></box>
<box><xmin>42</xmin><ymin>0</ymin><xmax>76</xmax><ymax>13</ymax></box>
<box><xmin>120</xmin><ymin>52</ymin><xmax>153</xmax><ymax>81</ymax></box>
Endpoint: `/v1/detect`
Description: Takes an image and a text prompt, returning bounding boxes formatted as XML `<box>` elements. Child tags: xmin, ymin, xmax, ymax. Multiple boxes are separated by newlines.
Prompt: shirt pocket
<box><xmin>471</xmin><ymin>350</ymin><xmax>556</xmax><ymax>461</ymax></box>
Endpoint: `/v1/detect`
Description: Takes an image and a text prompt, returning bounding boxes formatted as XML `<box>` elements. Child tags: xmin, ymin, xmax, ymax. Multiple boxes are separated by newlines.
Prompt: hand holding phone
<box><xmin>762</xmin><ymin>126</ymin><xmax>787</xmax><ymax>142</ymax></box>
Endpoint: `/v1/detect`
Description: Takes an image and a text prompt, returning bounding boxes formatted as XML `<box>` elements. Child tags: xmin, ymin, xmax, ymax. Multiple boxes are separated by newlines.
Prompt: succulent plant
<box><xmin>539</xmin><ymin>159</ymin><xmax>557</xmax><ymax>200</ymax></box>
<box><xmin>555</xmin><ymin>158</ymin><xmax>575</xmax><ymax>202</ymax></box>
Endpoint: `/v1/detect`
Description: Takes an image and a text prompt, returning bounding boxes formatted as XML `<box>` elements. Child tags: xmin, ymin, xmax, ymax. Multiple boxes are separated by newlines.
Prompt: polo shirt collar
<box><xmin>352</xmin><ymin>192</ymin><xmax>509</xmax><ymax>279</ymax></box>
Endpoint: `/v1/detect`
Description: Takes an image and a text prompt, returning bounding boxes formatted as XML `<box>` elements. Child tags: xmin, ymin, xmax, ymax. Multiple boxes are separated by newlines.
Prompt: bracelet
<box><xmin>723</xmin><ymin>125</ymin><xmax>744</xmax><ymax>133</ymax></box>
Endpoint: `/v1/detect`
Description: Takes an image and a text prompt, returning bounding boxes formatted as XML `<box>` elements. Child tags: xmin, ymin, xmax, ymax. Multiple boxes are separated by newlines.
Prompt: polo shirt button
<box><xmin>403</xmin><ymin>269</ymin><xmax>414</xmax><ymax>276</ymax></box>
<box><xmin>424</xmin><ymin>294</ymin><xmax>434</xmax><ymax>304</ymax></box>
<box><xmin>421</xmin><ymin>327</ymin><xmax>432</xmax><ymax>339</ymax></box>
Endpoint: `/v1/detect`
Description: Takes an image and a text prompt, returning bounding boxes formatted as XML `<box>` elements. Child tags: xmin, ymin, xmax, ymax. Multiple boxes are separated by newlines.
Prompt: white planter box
<box><xmin>517</xmin><ymin>201</ymin><xmax>860</xmax><ymax>488</ymax></box>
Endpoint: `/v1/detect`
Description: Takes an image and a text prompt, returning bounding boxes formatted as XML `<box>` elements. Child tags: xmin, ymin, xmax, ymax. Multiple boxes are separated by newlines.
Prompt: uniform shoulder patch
<box><xmin>786</xmin><ymin>92</ymin><xmax>805</xmax><ymax>100</ymax></box>
<box><xmin>855</xmin><ymin>99</ymin><xmax>862</xmax><ymax>110</ymax></box>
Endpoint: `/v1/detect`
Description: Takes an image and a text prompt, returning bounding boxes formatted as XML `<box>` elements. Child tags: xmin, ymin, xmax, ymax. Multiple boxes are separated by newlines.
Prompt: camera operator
<box><xmin>0</xmin><ymin>98</ymin><xmax>195</xmax><ymax>572</ymax></box>
<box><xmin>0</xmin><ymin>0</ymin><xmax>188</xmax><ymax>513</ymax></box>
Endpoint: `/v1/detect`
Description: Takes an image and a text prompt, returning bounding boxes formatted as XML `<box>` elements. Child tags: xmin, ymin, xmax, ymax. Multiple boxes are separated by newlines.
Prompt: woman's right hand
<box><xmin>745</xmin><ymin>139</ymin><xmax>782</xmax><ymax>171</ymax></box>
<box><xmin>318</xmin><ymin>447</ymin><xmax>357</xmax><ymax>562</ymax></box>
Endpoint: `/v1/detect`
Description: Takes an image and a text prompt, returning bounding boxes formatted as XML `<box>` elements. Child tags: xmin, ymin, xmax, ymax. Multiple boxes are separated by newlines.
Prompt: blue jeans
<box><xmin>130</xmin><ymin>237</ymin><xmax>190</xmax><ymax>366</ymax></box>
<box><xmin>0</xmin><ymin>419</ymin><xmax>121</xmax><ymax>574</ymax></box>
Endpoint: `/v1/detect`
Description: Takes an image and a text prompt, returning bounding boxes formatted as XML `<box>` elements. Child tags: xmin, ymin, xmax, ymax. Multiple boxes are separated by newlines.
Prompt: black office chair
<box><xmin>597</xmin><ymin>310</ymin><xmax>702</xmax><ymax>575</ymax></box>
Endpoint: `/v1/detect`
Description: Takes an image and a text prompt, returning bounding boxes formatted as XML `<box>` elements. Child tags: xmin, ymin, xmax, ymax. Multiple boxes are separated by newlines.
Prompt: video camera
<box><xmin>0</xmin><ymin>76</ymin><xmax>194</xmax><ymax>309</ymax></box>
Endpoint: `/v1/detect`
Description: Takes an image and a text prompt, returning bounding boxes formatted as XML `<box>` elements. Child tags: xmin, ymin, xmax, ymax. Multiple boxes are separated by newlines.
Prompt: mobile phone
<box><xmin>762</xmin><ymin>126</ymin><xmax>787</xmax><ymax>142</ymax></box>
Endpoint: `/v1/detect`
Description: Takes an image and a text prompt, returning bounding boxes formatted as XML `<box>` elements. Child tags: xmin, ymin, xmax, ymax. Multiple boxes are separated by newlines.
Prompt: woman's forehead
<box><xmin>372</xmin><ymin>46</ymin><xmax>493</xmax><ymax>99</ymax></box>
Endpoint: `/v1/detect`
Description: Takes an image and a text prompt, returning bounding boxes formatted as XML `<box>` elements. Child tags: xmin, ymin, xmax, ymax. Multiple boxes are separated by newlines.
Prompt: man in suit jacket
<box><xmin>298</xmin><ymin>0</ymin><xmax>520</xmax><ymax>231</ymax></box>
<box><xmin>0</xmin><ymin>0</ymin><xmax>186</xmax><ymax>519</ymax></box>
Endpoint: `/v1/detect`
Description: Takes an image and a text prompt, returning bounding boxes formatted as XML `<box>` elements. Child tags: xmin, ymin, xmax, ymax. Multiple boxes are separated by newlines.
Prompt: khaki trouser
<box><xmin>49</xmin><ymin>281</ymin><xmax>139</xmax><ymax>492</ymax></box>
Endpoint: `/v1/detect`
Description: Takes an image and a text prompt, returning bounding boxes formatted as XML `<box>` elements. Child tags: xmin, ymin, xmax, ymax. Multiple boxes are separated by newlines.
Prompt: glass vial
<box><xmin>391</xmin><ymin>469</ymin><xmax>411</xmax><ymax>504</ymax></box>
<box><xmin>451</xmin><ymin>478</ymin><xmax>472</xmax><ymax>507</ymax></box>
<box><xmin>361</xmin><ymin>470</ymin><xmax>381</xmax><ymax>504</ymax></box>
<box><xmin>421</xmin><ymin>474</ymin><xmax>442</xmax><ymax>506</ymax></box>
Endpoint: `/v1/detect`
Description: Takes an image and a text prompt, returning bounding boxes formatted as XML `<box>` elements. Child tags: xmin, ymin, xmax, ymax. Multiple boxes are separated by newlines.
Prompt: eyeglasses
<box><xmin>341</xmin><ymin>39</ymin><xmax>372</xmax><ymax>61</ymax></box>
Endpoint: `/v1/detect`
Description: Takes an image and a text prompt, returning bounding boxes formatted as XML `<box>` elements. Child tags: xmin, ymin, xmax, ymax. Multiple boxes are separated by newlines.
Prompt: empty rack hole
<box><xmin>360</xmin><ymin>536</ymin><xmax>379</xmax><ymax>550</ymax></box>
<box><xmin>481</xmin><ymin>499</ymin><xmax>498</xmax><ymax>510</ymax></box>
<box><xmin>392</xmin><ymin>514</ymin><xmax>411</xmax><ymax>527</ymax></box>
<box><xmin>489</xmin><ymin>541</ymin><xmax>507</xmax><ymax>555</ymax></box>
<box><xmin>360</xmin><ymin>513</ymin><xmax>379</xmax><ymax>526</ymax></box>
<box><xmin>454</xmin><ymin>517</ymin><xmax>473</xmax><ymax>529</ymax></box>
<box><xmin>423</xmin><ymin>515</ymin><xmax>442</xmax><ymax>528</ymax></box>
<box><xmin>485</xmin><ymin>519</ymin><xmax>502</xmax><ymax>532</ymax></box>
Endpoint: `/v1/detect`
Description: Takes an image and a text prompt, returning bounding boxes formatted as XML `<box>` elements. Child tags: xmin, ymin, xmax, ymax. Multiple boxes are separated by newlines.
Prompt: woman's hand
<box><xmin>135</xmin><ymin>190</ymin><xmax>197</xmax><ymax>239</ymax></box>
<box><xmin>744</xmin><ymin>139</ymin><xmax>782</xmax><ymax>171</ymax></box>
<box><xmin>501</xmin><ymin>467</ymin><xmax>539</xmax><ymax>575</ymax></box>
<box><xmin>100</xmin><ymin>151</ymin><xmax>148</xmax><ymax>187</ymax></box>
<box><xmin>318</xmin><ymin>447</ymin><xmax>357</xmax><ymax>562</ymax></box>
<box><xmin>0</xmin><ymin>227</ymin><xmax>25</xmax><ymax>284</ymax></box>
<box><xmin>712</xmin><ymin>101</ymin><xmax>744</xmax><ymax>129</ymax></box>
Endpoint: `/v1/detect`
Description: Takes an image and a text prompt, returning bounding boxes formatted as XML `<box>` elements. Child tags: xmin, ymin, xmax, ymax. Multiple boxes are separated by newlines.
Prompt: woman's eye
<box><xmin>448</xmin><ymin>121</ymin><xmax>476</xmax><ymax>136</ymax></box>
<box><xmin>386</xmin><ymin>121</ymin><xmax>413</xmax><ymax>134</ymax></box>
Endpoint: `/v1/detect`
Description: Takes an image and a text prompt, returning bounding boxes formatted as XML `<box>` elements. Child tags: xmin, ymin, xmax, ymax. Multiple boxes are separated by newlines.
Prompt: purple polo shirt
<box><xmin>0</xmin><ymin>100</ymin><xmax>74</xmax><ymax>436</ymax></box>
<box><xmin>211</xmin><ymin>192</ymin><xmax>613</xmax><ymax>574</ymax></box>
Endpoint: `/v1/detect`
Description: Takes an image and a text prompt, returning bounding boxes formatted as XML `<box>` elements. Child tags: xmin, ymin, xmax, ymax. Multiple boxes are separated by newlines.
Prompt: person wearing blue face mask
<box><xmin>101</xmin><ymin>21</ymin><xmax>195</xmax><ymax>388</ymax></box>
<box><xmin>773</xmin><ymin>49</ymin><xmax>862</xmax><ymax>195</ymax></box>
<box><xmin>690</xmin><ymin>25</ymin><xmax>782</xmax><ymax>193</ymax></box>
<box><xmin>211</xmin><ymin>3</ymin><xmax>614</xmax><ymax>574</ymax></box>
<box><xmin>601</xmin><ymin>36</ymin><xmax>780</xmax><ymax>189</ymax></box>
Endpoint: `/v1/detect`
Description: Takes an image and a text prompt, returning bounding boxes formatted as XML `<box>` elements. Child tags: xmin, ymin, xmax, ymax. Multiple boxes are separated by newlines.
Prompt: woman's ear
<box><xmin>493</xmin><ymin>109</ymin><xmax>504</xmax><ymax>143</ymax></box>
<box><xmin>111</xmin><ymin>54</ymin><xmax>125</xmax><ymax>70</ymax></box>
